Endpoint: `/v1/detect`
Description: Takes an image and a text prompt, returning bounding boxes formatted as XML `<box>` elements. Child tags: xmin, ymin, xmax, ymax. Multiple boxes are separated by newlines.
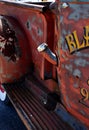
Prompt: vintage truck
<box><xmin>0</xmin><ymin>0</ymin><xmax>89</xmax><ymax>129</ymax></box>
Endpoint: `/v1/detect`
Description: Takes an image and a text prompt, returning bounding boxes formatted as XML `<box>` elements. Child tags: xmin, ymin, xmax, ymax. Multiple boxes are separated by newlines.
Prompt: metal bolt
<box><xmin>37</xmin><ymin>43</ymin><xmax>48</xmax><ymax>52</ymax></box>
<box><xmin>62</xmin><ymin>3</ymin><xmax>69</xmax><ymax>8</ymax></box>
<box><xmin>43</xmin><ymin>101</ymin><xmax>47</xmax><ymax>105</ymax></box>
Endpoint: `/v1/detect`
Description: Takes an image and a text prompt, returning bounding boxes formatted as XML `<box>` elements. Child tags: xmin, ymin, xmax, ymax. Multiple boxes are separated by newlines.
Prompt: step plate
<box><xmin>4</xmin><ymin>77</ymin><xmax>72</xmax><ymax>130</ymax></box>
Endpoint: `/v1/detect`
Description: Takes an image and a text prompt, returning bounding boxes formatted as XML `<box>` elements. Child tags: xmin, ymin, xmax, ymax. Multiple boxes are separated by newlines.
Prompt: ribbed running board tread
<box><xmin>4</xmin><ymin>78</ymin><xmax>72</xmax><ymax>130</ymax></box>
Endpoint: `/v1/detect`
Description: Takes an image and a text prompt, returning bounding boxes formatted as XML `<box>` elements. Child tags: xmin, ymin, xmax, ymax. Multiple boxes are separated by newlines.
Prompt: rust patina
<box><xmin>57</xmin><ymin>0</ymin><xmax>89</xmax><ymax>127</ymax></box>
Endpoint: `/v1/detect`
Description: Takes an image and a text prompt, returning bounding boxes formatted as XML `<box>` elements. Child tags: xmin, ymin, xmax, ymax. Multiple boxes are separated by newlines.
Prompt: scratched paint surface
<box><xmin>0</xmin><ymin>2</ymin><xmax>56</xmax><ymax>85</ymax></box>
<box><xmin>18</xmin><ymin>9</ymin><xmax>55</xmax><ymax>80</ymax></box>
<box><xmin>57</xmin><ymin>2</ymin><xmax>89</xmax><ymax>127</ymax></box>
<box><xmin>25</xmin><ymin>12</ymin><xmax>47</xmax><ymax>75</ymax></box>
<box><xmin>0</xmin><ymin>16</ymin><xmax>31</xmax><ymax>83</ymax></box>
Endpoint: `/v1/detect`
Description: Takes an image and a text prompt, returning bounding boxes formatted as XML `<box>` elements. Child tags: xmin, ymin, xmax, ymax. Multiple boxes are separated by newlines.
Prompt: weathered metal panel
<box><xmin>58</xmin><ymin>1</ymin><xmax>89</xmax><ymax>127</ymax></box>
<box><xmin>0</xmin><ymin>16</ymin><xmax>31</xmax><ymax>83</ymax></box>
<box><xmin>0</xmin><ymin>1</ymin><xmax>56</xmax><ymax>84</ymax></box>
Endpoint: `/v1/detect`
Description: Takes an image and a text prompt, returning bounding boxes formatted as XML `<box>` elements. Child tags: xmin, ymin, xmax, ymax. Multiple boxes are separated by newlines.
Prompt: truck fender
<box><xmin>0</xmin><ymin>16</ymin><xmax>31</xmax><ymax>83</ymax></box>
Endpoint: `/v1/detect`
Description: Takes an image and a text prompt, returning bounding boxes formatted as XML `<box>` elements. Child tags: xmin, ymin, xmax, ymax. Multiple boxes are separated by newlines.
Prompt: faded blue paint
<box><xmin>60</xmin><ymin>16</ymin><xmax>63</xmax><ymax>23</ymax></box>
<box><xmin>55</xmin><ymin>106</ymin><xmax>87</xmax><ymax>130</ymax></box>
<box><xmin>75</xmin><ymin>52</ymin><xmax>89</xmax><ymax>58</ymax></box>
<box><xmin>73</xmin><ymin>69</ymin><xmax>81</xmax><ymax>77</ymax></box>
<box><xmin>68</xmin><ymin>4</ymin><xmax>89</xmax><ymax>21</ymax></box>
<box><xmin>73</xmin><ymin>83</ymin><xmax>79</xmax><ymax>88</ymax></box>
<box><xmin>74</xmin><ymin>58</ymin><xmax>89</xmax><ymax>67</ymax></box>
<box><xmin>65</xmin><ymin>64</ymin><xmax>73</xmax><ymax>73</ymax></box>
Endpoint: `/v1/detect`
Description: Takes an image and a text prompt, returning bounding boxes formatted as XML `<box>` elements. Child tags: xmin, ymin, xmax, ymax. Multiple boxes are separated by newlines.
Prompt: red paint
<box><xmin>0</xmin><ymin>84</ymin><xmax>4</xmax><ymax>93</ymax></box>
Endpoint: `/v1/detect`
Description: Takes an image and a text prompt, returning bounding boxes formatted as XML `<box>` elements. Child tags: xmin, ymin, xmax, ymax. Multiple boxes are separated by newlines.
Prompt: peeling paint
<box><xmin>73</xmin><ymin>69</ymin><xmax>81</xmax><ymax>78</ymax></box>
<box><xmin>58</xmin><ymin>2</ymin><xmax>89</xmax><ymax>126</ymax></box>
<box><xmin>26</xmin><ymin>20</ymin><xmax>31</xmax><ymax>31</ymax></box>
<box><xmin>74</xmin><ymin>58</ymin><xmax>89</xmax><ymax>67</ymax></box>
<box><xmin>65</xmin><ymin>64</ymin><xmax>73</xmax><ymax>73</ymax></box>
<box><xmin>73</xmin><ymin>83</ymin><xmax>79</xmax><ymax>88</ymax></box>
<box><xmin>60</xmin><ymin>16</ymin><xmax>63</xmax><ymax>23</ymax></box>
<box><xmin>69</xmin><ymin>4</ymin><xmax>89</xmax><ymax>21</ymax></box>
<box><xmin>37</xmin><ymin>28</ymin><xmax>43</xmax><ymax>36</ymax></box>
<box><xmin>75</xmin><ymin>52</ymin><xmax>89</xmax><ymax>58</ymax></box>
<box><xmin>26</xmin><ymin>15</ymin><xmax>43</xmax><ymax>44</ymax></box>
<box><xmin>0</xmin><ymin>17</ymin><xmax>21</xmax><ymax>62</ymax></box>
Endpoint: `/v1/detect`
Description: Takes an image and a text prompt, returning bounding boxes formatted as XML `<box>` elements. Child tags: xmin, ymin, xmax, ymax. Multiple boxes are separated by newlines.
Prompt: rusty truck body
<box><xmin>0</xmin><ymin>0</ymin><xmax>89</xmax><ymax>129</ymax></box>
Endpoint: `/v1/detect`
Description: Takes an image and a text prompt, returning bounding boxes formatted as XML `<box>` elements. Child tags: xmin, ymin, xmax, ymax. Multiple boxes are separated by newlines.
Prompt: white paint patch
<box><xmin>0</xmin><ymin>90</ymin><xmax>6</xmax><ymax>101</ymax></box>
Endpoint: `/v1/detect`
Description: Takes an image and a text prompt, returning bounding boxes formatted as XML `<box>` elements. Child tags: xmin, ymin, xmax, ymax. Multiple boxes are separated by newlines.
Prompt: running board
<box><xmin>3</xmin><ymin>75</ymin><xmax>72</xmax><ymax>130</ymax></box>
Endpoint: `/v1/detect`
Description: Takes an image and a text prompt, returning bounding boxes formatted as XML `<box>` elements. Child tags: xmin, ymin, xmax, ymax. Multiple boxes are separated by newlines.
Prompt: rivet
<box><xmin>62</xmin><ymin>3</ymin><xmax>69</xmax><ymax>8</ymax></box>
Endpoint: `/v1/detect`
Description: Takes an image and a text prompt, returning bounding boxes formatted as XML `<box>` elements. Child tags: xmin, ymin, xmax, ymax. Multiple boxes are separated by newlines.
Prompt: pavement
<box><xmin>0</xmin><ymin>101</ymin><xmax>27</xmax><ymax>130</ymax></box>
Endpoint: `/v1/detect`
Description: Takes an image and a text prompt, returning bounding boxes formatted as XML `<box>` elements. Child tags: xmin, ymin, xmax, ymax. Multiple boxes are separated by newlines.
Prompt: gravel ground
<box><xmin>0</xmin><ymin>101</ymin><xmax>27</xmax><ymax>130</ymax></box>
